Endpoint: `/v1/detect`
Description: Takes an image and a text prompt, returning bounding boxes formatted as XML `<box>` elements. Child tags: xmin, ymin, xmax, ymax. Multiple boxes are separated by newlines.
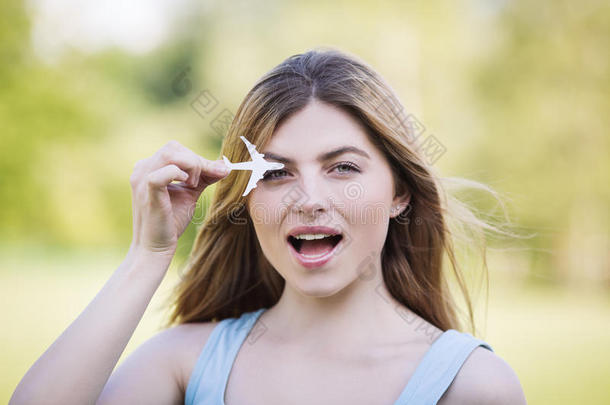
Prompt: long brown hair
<box><xmin>162</xmin><ymin>47</ymin><xmax>517</xmax><ymax>335</ymax></box>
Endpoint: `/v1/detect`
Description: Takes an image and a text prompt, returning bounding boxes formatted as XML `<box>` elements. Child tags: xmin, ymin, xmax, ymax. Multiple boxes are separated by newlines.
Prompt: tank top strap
<box><xmin>185</xmin><ymin>308</ymin><xmax>267</xmax><ymax>405</ymax></box>
<box><xmin>394</xmin><ymin>329</ymin><xmax>494</xmax><ymax>405</ymax></box>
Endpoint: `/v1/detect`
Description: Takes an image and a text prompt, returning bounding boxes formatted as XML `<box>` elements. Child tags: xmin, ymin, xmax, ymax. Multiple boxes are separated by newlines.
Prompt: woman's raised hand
<box><xmin>128</xmin><ymin>140</ymin><xmax>229</xmax><ymax>260</ymax></box>
<box><xmin>8</xmin><ymin>140</ymin><xmax>231</xmax><ymax>405</ymax></box>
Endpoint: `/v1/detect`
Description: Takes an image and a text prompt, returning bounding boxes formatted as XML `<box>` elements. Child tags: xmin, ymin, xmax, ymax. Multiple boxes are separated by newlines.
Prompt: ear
<box><xmin>390</xmin><ymin>192</ymin><xmax>411</xmax><ymax>218</ymax></box>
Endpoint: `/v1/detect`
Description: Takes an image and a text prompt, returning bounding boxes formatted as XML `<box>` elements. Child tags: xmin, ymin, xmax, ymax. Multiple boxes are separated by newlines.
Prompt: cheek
<box><xmin>248</xmin><ymin>195</ymin><xmax>286</xmax><ymax>262</ymax></box>
<box><xmin>346</xmin><ymin>200</ymin><xmax>390</xmax><ymax>246</ymax></box>
<box><xmin>342</xmin><ymin>173</ymin><xmax>392</xmax><ymax>221</ymax></box>
<box><xmin>340</xmin><ymin>177</ymin><xmax>392</xmax><ymax>250</ymax></box>
<box><xmin>248</xmin><ymin>190</ymin><xmax>285</xmax><ymax>226</ymax></box>
<box><xmin>249</xmin><ymin>216</ymin><xmax>284</xmax><ymax>273</ymax></box>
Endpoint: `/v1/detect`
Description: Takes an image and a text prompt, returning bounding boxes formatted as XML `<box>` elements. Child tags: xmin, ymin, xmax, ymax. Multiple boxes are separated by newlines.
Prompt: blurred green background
<box><xmin>1</xmin><ymin>0</ymin><xmax>608</xmax><ymax>403</ymax></box>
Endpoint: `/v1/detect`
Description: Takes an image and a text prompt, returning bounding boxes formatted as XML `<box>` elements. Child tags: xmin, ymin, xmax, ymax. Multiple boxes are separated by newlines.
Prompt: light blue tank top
<box><xmin>185</xmin><ymin>308</ymin><xmax>494</xmax><ymax>405</ymax></box>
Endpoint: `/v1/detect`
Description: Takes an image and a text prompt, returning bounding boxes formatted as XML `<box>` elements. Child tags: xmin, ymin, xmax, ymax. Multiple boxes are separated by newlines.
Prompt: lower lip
<box><xmin>287</xmin><ymin>237</ymin><xmax>343</xmax><ymax>269</ymax></box>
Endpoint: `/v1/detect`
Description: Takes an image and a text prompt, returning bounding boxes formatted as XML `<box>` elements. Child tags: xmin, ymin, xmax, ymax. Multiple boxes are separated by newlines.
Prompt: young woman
<box><xmin>11</xmin><ymin>48</ymin><xmax>527</xmax><ymax>404</ymax></box>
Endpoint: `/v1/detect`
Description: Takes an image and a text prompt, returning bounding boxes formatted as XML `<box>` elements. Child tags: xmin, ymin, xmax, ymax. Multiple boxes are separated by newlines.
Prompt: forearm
<box><xmin>10</xmin><ymin>251</ymin><xmax>172</xmax><ymax>405</ymax></box>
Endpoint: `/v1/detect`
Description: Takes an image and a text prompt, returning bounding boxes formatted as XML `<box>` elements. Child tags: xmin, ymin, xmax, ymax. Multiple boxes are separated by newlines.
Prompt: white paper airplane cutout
<box><xmin>222</xmin><ymin>136</ymin><xmax>285</xmax><ymax>196</ymax></box>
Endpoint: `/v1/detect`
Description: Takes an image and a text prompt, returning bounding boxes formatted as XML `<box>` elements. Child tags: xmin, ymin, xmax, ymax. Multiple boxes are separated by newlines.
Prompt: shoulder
<box><xmin>439</xmin><ymin>346</ymin><xmax>527</xmax><ymax>405</ymax></box>
<box><xmin>97</xmin><ymin>321</ymin><xmax>219</xmax><ymax>404</ymax></box>
<box><xmin>149</xmin><ymin>321</ymin><xmax>220</xmax><ymax>395</ymax></box>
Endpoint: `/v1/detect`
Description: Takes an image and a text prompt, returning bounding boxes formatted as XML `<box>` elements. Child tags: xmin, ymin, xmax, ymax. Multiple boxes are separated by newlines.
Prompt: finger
<box><xmin>192</xmin><ymin>158</ymin><xmax>230</xmax><ymax>191</ymax></box>
<box><xmin>146</xmin><ymin>164</ymin><xmax>189</xmax><ymax>203</ymax></box>
<box><xmin>198</xmin><ymin>157</ymin><xmax>230</xmax><ymax>180</ymax></box>
<box><xmin>149</xmin><ymin>141</ymin><xmax>203</xmax><ymax>188</ymax></box>
<box><xmin>154</xmin><ymin>151</ymin><xmax>202</xmax><ymax>188</ymax></box>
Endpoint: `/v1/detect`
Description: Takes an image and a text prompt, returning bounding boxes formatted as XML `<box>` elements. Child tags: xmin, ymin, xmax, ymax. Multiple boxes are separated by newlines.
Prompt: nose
<box><xmin>290</xmin><ymin>171</ymin><xmax>332</xmax><ymax>218</ymax></box>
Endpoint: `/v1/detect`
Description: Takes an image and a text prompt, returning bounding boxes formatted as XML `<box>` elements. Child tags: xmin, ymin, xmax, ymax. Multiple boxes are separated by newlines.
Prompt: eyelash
<box><xmin>262</xmin><ymin>161</ymin><xmax>361</xmax><ymax>181</ymax></box>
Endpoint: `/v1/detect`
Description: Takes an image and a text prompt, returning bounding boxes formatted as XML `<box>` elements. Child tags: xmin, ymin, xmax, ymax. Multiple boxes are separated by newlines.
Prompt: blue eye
<box><xmin>262</xmin><ymin>169</ymin><xmax>288</xmax><ymax>181</ymax></box>
<box><xmin>334</xmin><ymin>161</ymin><xmax>360</xmax><ymax>174</ymax></box>
<box><xmin>261</xmin><ymin>162</ymin><xmax>360</xmax><ymax>182</ymax></box>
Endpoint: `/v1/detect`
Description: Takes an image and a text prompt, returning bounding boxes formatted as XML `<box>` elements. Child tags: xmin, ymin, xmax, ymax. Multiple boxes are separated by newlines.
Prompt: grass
<box><xmin>477</xmin><ymin>273</ymin><xmax>610</xmax><ymax>403</ymax></box>
<box><xmin>1</xmin><ymin>249</ymin><xmax>180</xmax><ymax>403</ymax></box>
<box><xmin>1</xmin><ymin>250</ymin><xmax>609</xmax><ymax>404</ymax></box>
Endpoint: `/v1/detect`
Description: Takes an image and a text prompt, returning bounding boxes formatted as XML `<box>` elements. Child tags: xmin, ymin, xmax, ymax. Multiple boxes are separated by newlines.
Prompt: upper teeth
<box><xmin>293</xmin><ymin>233</ymin><xmax>334</xmax><ymax>240</ymax></box>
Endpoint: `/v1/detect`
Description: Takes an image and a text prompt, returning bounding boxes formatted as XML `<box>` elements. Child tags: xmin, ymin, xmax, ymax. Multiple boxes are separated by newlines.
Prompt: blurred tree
<box><xmin>0</xmin><ymin>0</ymin><xmax>106</xmax><ymax>248</ymax></box>
<box><xmin>468</xmin><ymin>0</ymin><xmax>609</xmax><ymax>284</ymax></box>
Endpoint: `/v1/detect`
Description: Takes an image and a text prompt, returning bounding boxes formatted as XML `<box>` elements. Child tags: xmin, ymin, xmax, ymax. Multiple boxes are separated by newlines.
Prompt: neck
<box><xmin>260</xmin><ymin>264</ymin><xmax>426</xmax><ymax>355</ymax></box>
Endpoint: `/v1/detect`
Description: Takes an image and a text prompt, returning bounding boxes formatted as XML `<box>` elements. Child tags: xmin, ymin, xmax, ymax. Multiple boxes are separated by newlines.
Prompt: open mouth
<box><xmin>287</xmin><ymin>234</ymin><xmax>343</xmax><ymax>256</ymax></box>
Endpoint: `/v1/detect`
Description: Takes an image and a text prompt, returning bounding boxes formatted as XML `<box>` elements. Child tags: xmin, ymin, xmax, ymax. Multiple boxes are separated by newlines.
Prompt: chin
<box><xmin>288</xmin><ymin>273</ymin><xmax>355</xmax><ymax>298</ymax></box>
<box><xmin>295</xmin><ymin>287</ymin><xmax>342</xmax><ymax>298</ymax></box>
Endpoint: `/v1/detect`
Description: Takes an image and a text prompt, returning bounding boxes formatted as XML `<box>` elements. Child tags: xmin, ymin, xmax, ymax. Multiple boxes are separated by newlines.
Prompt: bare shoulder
<box><xmin>150</xmin><ymin>321</ymin><xmax>220</xmax><ymax>395</ymax></box>
<box><xmin>97</xmin><ymin>321</ymin><xmax>218</xmax><ymax>404</ymax></box>
<box><xmin>439</xmin><ymin>346</ymin><xmax>527</xmax><ymax>405</ymax></box>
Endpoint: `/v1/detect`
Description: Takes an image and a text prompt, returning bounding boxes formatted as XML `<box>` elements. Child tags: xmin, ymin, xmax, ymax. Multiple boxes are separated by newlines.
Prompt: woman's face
<box><xmin>246</xmin><ymin>99</ymin><xmax>409</xmax><ymax>297</ymax></box>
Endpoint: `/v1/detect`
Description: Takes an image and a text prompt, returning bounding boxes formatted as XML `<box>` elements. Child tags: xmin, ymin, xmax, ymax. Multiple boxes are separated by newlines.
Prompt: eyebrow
<box><xmin>262</xmin><ymin>146</ymin><xmax>371</xmax><ymax>165</ymax></box>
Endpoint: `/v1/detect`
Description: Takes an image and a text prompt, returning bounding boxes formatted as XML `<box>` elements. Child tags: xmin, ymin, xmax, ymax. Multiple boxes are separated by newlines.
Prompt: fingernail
<box><xmin>214</xmin><ymin>162</ymin><xmax>229</xmax><ymax>174</ymax></box>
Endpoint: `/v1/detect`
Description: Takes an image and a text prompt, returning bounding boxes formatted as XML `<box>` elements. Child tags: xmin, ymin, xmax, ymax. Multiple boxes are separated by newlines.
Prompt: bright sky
<box><xmin>24</xmin><ymin>0</ymin><xmax>506</xmax><ymax>65</ymax></box>
<box><xmin>25</xmin><ymin>0</ymin><xmax>201</xmax><ymax>63</ymax></box>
